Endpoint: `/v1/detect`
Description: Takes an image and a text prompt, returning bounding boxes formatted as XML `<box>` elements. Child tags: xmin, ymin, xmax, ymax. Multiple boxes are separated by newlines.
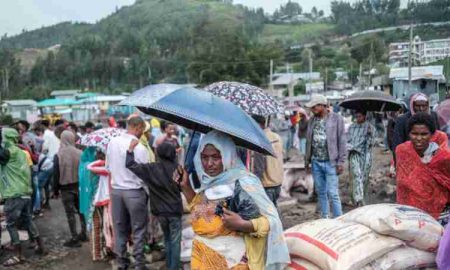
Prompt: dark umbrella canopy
<box><xmin>137</xmin><ymin>87</ymin><xmax>275</xmax><ymax>156</ymax></box>
<box><xmin>339</xmin><ymin>90</ymin><xmax>402</xmax><ymax>112</ymax></box>
<box><xmin>204</xmin><ymin>81</ymin><xmax>284</xmax><ymax>116</ymax></box>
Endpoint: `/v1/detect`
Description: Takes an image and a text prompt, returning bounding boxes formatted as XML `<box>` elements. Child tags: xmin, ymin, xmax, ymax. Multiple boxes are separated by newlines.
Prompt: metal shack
<box><xmin>389</xmin><ymin>65</ymin><xmax>446</xmax><ymax>105</ymax></box>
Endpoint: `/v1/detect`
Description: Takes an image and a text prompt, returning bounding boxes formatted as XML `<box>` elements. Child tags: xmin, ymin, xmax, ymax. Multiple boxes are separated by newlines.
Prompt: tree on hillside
<box><xmin>311</xmin><ymin>7</ymin><xmax>318</xmax><ymax>18</ymax></box>
<box><xmin>299</xmin><ymin>48</ymin><xmax>314</xmax><ymax>73</ymax></box>
<box><xmin>331</xmin><ymin>0</ymin><xmax>402</xmax><ymax>34</ymax></box>
<box><xmin>350</xmin><ymin>36</ymin><xmax>386</xmax><ymax>64</ymax></box>
<box><xmin>0</xmin><ymin>49</ymin><xmax>21</xmax><ymax>99</ymax></box>
<box><xmin>273</xmin><ymin>1</ymin><xmax>303</xmax><ymax>20</ymax></box>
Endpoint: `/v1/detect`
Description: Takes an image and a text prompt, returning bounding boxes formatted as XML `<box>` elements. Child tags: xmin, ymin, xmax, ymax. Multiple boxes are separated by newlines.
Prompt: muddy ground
<box><xmin>0</xmin><ymin>147</ymin><xmax>395</xmax><ymax>270</ymax></box>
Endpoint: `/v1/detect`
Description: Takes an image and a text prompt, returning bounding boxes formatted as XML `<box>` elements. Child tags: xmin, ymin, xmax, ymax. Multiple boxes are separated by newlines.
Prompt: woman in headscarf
<box><xmin>176</xmin><ymin>131</ymin><xmax>289</xmax><ymax>270</ymax></box>
<box><xmin>87</xmin><ymin>148</ymin><xmax>114</xmax><ymax>260</ymax></box>
<box><xmin>79</xmin><ymin>147</ymin><xmax>99</xmax><ymax>228</ymax></box>
<box><xmin>392</xmin><ymin>93</ymin><xmax>441</xmax><ymax>152</ymax></box>
<box><xmin>396</xmin><ymin>113</ymin><xmax>450</xmax><ymax>226</ymax></box>
<box><xmin>53</xmin><ymin>130</ymin><xmax>87</xmax><ymax>248</ymax></box>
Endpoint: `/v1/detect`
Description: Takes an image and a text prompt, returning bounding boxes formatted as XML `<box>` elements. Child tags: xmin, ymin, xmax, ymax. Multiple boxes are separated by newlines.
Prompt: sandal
<box><xmin>3</xmin><ymin>256</ymin><xmax>23</xmax><ymax>267</ymax></box>
<box><xmin>3</xmin><ymin>245</ymin><xmax>15</xmax><ymax>251</ymax></box>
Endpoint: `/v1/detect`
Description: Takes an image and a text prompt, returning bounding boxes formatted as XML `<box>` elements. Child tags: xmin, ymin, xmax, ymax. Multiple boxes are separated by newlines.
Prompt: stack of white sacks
<box><xmin>284</xmin><ymin>204</ymin><xmax>443</xmax><ymax>270</ymax></box>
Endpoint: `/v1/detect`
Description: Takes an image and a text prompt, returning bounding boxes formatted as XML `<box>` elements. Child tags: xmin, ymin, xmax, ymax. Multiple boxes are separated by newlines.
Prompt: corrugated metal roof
<box><xmin>3</xmin><ymin>100</ymin><xmax>37</xmax><ymax>106</ymax></box>
<box><xmin>76</xmin><ymin>92</ymin><xmax>99</xmax><ymax>99</ymax></box>
<box><xmin>389</xmin><ymin>65</ymin><xmax>445</xmax><ymax>82</ymax></box>
<box><xmin>50</xmin><ymin>90</ymin><xmax>81</xmax><ymax>96</ymax></box>
<box><xmin>81</xmin><ymin>95</ymin><xmax>126</xmax><ymax>103</ymax></box>
<box><xmin>37</xmin><ymin>98</ymin><xmax>82</xmax><ymax>107</ymax></box>
<box><xmin>271</xmin><ymin>73</ymin><xmax>321</xmax><ymax>86</ymax></box>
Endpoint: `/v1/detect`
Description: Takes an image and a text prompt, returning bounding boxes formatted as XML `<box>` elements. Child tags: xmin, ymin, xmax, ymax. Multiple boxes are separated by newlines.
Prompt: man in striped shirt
<box><xmin>347</xmin><ymin>111</ymin><xmax>376</xmax><ymax>207</ymax></box>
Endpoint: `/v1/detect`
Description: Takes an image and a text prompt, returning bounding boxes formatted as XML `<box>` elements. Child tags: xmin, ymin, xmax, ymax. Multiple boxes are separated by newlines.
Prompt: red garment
<box><xmin>431</xmin><ymin>130</ymin><xmax>448</xmax><ymax>148</ymax></box>
<box><xmin>396</xmin><ymin>141</ymin><xmax>450</xmax><ymax>219</ymax></box>
<box><xmin>290</xmin><ymin>113</ymin><xmax>300</xmax><ymax>126</ymax></box>
<box><xmin>108</xmin><ymin>117</ymin><xmax>117</xmax><ymax>128</ymax></box>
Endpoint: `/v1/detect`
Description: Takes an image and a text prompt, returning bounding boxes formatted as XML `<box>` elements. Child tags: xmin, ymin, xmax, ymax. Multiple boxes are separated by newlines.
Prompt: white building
<box><xmin>269</xmin><ymin>72</ymin><xmax>322</xmax><ymax>97</ymax></box>
<box><xmin>389</xmin><ymin>36</ymin><xmax>450</xmax><ymax>67</ymax></box>
<box><xmin>1</xmin><ymin>100</ymin><xmax>39</xmax><ymax>120</ymax></box>
<box><xmin>50</xmin><ymin>89</ymin><xmax>81</xmax><ymax>99</ymax></box>
<box><xmin>389</xmin><ymin>65</ymin><xmax>446</xmax><ymax>105</ymax></box>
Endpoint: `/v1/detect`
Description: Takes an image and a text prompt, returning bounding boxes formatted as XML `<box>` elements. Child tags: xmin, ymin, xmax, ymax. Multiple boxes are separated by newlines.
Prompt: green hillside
<box><xmin>0</xmin><ymin>0</ymin><xmax>254</xmax><ymax>50</ymax></box>
<box><xmin>0</xmin><ymin>0</ymin><xmax>280</xmax><ymax>99</ymax></box>
<box><xmin>260</xmin><ymin>23</ymin><xmax>335</xmax><ymax>45</ymax></box>
<box><xmin>0</xmin><ymin>22</ymin><xmax>91</xmax><ymax>49</ymax></box>
<box><xmin>1</xmin><ymin>0</ymin><xmax>448</xmax><ymax>100</ymax></box>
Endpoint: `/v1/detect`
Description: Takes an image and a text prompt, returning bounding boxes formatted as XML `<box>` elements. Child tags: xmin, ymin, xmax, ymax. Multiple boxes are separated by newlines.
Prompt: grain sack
<box><xmin>362</xmin><ymin>246</ymin><xmax>436</xmax><ymax>270</ymax></box>
<box><xmin>281</xmin><ymin>168</ymin><xmax>314</xmax><ymax>199</ymax></box>
<box><xmin>284</xmin><ymin>219</ymin><xmax>402</xmax><ymax>270</ymax></box>
<box><xmin>339</xmin><ymin>204</ymin><xmax>443</xmax><ymax>251</ymax></box>
<box><xmin>286</xmin><ymin>258</ymin><xmax>322</xmax><ymax>270</ymax></box>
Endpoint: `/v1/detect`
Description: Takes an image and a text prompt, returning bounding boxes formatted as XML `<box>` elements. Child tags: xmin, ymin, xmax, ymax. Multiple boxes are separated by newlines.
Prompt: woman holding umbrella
<box><xmin>175</xmin><ymin>131</ymin><xmax>289</xmax><ymax>270</ymax></box>
<box><xmin>121</xmin><ymin>85</ymin><xmax>289</xmax><ymax>268</ymax></box>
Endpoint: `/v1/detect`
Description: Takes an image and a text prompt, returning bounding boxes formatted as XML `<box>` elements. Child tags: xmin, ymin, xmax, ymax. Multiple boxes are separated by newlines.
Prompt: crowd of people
<box><xmin>0</xmin><ymin>90</ymin><xmax>449</xmax><ymax>269</ymax></box>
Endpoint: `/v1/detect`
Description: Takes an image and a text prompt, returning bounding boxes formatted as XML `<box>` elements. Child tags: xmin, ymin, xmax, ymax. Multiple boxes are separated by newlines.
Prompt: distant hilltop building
<box><xmin>389</xmin><ymin>36</ymin><xmax>450</xmax><ymax>67</ymax></box>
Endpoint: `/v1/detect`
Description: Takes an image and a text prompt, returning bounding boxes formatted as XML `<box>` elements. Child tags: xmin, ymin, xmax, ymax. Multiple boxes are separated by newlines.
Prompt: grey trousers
<box><xmin>4</xmin><ymin>197</ymin><xmax>39</xmax><ymax>246</ymax></box>
<box><xmin>111</xmin><ymin>188</ymin><xmax>149</xmax><ymax>269</ymax></box>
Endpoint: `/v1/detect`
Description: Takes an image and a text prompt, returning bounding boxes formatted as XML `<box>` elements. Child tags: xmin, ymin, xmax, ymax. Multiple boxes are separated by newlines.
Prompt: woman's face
<box><xmin>96</xmin><ymin>151</ymin><xmax>105</xmax><ymax>160</ymax></box>
<box><xmin>355</xmin><ymin>112</ymin><xmax>366</xmax><ymax>124</ymax></box>
<box><xmin>413</xmin><ymin>100</ymin><xmax>429</xmax><ymax>113</ymax></box>
<box><xmin>201</xmin><ymin>144</ymin><xmax>224</xmax><ymax>177</ymax></box>
<box><xmin>409</xmin><ymin>124</ymin><xmax>431</xmax><ymax>155</ymax></box>
<box><xmin>165</xmin><ymin>124</ymin><xmax>176</xmax><ymax>136</ymax></box>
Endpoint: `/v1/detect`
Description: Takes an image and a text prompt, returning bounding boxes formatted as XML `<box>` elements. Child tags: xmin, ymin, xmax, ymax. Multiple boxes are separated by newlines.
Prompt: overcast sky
<box><xmin>1</xmin><ymin>0</ymin><xmax>355</xmax><ymax>37</ymax></box>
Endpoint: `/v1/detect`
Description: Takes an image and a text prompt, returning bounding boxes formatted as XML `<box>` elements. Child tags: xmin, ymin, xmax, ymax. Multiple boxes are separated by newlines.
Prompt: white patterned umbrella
<box><xmin>204</xmin><ymin>81</ymin><xmax>284</xmax><ymax>116</ymax></box>
<box><xmin>78</xmin><ymin>128</ymin><xmax>125</xmax><ymax>153</ymax></box>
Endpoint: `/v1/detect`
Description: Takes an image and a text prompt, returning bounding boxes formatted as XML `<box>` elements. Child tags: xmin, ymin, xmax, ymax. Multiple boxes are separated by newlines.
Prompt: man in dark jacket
<box><xmin>126</xmin><ymin>141</ymin><xmax>182</xmax><ymax>270</ymax></box>
<box><xmin>392</xmin><ymin>93</ymin><xmax>440</xmax><ymax>152</ymax></box>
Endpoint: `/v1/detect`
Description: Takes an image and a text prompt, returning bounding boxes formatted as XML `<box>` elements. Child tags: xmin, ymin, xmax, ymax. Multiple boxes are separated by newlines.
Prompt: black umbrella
<box><xmin>339</xmin><ymin>90</ymin><xmax>402</xmax><ymax>112</ymax></box>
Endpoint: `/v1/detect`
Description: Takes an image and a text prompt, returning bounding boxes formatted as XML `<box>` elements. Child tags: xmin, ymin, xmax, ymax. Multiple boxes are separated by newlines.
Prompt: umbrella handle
<box><xmin>184</xmin><ymin>129</ymin><xmax>202</xmax><ymax>190</ymax></box>
<box><xmin>380</xmin><ymin>102</ymin><xmax>386</xmax><ymax>113</ymax></box>
<box><xmin>184</xmin><ymin>129</ymin><xmax>197</xmax><ymax>168</ymax></box>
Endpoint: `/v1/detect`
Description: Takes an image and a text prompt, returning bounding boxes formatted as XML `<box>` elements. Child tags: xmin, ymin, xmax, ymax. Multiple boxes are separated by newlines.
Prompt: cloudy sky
<box><xmin>1</xmin><ymin>0</ymin><xmax>349</xmax><ymax>37</ymax></box>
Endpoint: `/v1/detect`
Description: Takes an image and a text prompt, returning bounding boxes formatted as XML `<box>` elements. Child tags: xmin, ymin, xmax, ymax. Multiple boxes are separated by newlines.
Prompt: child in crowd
<box><xmin>126</xmin><ymin>140</ymin><xmax>182</xmax><ymax>270</ymax></box>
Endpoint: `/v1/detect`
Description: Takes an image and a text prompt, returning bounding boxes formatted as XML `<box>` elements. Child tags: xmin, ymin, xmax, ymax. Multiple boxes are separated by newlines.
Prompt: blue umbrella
<box><xmin>136</xmin><ymin>87</ymin><xmax>275</xmax><ymax>156</ymax></box>
<box><xmin>118</xmin><ymin>83</ymin><xmax>191</xmax><ymax>107</ymax></box>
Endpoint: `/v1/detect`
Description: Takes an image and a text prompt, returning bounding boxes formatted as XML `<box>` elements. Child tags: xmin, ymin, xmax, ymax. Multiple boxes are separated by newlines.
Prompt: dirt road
<box><xmin>1</xmin><ymin>147</ymin><xmax>394</xmax><ymax>269</ymax></box>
